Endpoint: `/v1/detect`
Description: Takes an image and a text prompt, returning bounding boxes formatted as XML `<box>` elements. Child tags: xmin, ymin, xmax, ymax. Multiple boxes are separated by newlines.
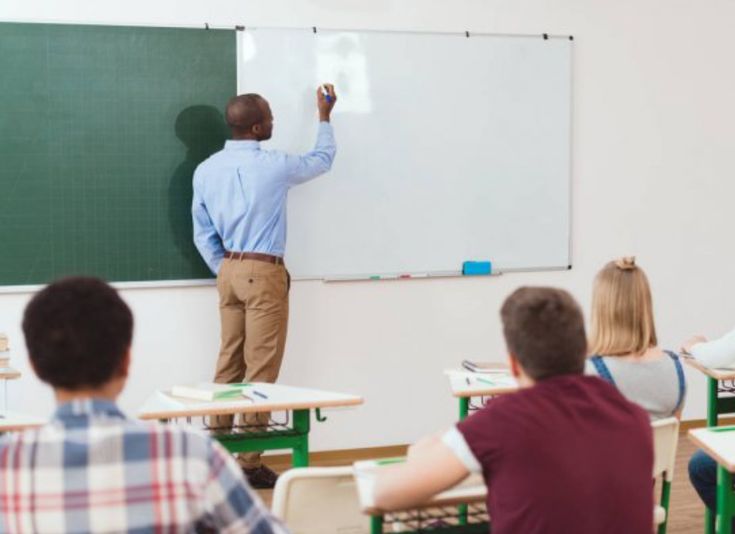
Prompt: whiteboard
<box><xmin>237</xmin><ymin>29</ymin><xmax>572</xmax><ymax>279</ymax></box>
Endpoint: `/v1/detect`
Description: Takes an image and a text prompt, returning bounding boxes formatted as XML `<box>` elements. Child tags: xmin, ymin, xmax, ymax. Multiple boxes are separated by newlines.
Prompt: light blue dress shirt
<box><xmin>192</xmin><ymin>122</ymin><xmax>336</xmax><ymax>274</ymax></box>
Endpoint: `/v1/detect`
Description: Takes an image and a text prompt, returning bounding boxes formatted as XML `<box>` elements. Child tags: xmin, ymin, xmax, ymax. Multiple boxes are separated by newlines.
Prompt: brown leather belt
<box><xmin>223</xmin><ymin>251</ymin><xmax>284</xmax><ymax>265</ymax></box>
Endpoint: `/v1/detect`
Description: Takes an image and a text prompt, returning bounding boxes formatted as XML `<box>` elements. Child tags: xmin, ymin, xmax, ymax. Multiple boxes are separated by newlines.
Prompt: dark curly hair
<box><xmin>22</xmin><ymin>277</ymin><xmax>133</xmax><ymax>389</ymax></box>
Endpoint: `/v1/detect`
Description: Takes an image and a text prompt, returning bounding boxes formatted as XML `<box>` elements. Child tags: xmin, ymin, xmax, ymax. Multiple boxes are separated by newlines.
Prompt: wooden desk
<box><xmin>138</xmin><ymin>382</ymin><xmax>363</xmax><ymax>467</ymax></box>
<box><xmin>0</xmin><ymin>411</ymin><xmax>44</xmax><ymax>434</ymax></box>
<box><xmin>690</xmin><ymin>427</ymin><xmax>735</xmax><ymax>534</ymax></box>
<box><xmin>685</xmin><ymin>358</ymin><xmax>735</xmax><ymax>427</ymax></box>
<box><xmin>0</xmin><ymin>369</ymin><xmax>20</xmax><ymax>380</ymax></box>
<box><xmin>445</xmin><ymin>369</ymin><xmax>518</xmax><ymax>420</ymax></box>
<box><xmin>684</xmin><ymin>358</ymin><xmax>735</xmax><ymax>534</ymax></box>
<box><xmin>354</xmin><ymin>459</ymin><xmax>488</xmax><ymax>534</ymax></box>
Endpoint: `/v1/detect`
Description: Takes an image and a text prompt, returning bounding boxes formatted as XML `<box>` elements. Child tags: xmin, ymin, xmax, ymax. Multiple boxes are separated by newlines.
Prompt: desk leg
<box><xmin>709</xmin><ymin>377</ymin><xmax>719</xmax><ymax>427</ymax></box>
<box><xmin>370</xmin><ymin>515</ymin><xmax>383</xmax><ymax>534</ymax></box>
<box><xmin>458</xmin><ymin>397</ymin><xmax>470</xmax><ymax>525</ymax></box>
<box><xmin>707</xmin><ymin>377</ymin><xmax>719</xmax><ymax>534</ymax></box>
<box><xmin>459</xmin><ymin>397</ymin><xmax>469</xmax><ymax>421</ymax></box>
<box><xmin>658</xmin><ymin>480</ymin><xmax>671</xmax><ymax>534</ymax></box>
<box><xmin>717</xmin><ymin>466</ymin><xmax>733</xmax><ymax>534</ymax></box>
<box><xmin>292</xmin><ymin>409</ymin><xmax>310</xmax><ymax>467</ymax></box>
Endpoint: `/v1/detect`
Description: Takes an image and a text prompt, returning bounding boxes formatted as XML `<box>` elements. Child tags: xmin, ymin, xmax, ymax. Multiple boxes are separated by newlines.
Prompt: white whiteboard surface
<box><xmin>238</xmin><ymin>29</ymin><xmax>572</xmax><ymax>279</ymax></box>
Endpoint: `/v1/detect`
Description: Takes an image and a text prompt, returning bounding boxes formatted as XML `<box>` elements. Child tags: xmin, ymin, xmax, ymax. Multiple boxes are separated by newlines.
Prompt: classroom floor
<box><xmin>259</xmin><ymin>434</ymin><xmax>706</xmax><ymax>533</ymax></box>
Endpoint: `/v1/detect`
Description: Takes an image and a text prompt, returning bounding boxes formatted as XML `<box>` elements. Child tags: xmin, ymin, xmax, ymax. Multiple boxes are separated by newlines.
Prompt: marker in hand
<box><xmin>321</xmin><ymin>84</ymin><xmax>333</xmax><ymax>103</ymax></box>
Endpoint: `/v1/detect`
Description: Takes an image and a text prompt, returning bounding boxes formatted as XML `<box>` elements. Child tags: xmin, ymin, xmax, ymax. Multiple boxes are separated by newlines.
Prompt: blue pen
<box><xmin>253</xmin><ymin>390</ymin><xmax>268</xmax><ymax>399</ymax></box>
<box><xmin>321</xmin><ymin>85</ymin><xmax>332</xmax><ymax>103</ymax></box>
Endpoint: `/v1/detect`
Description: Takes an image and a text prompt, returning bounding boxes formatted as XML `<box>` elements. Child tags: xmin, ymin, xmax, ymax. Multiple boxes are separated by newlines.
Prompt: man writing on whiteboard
<box><xmin>192</xmin><ymin>84</ymin><xmax>337</xmax><ymax>488</ymax></box>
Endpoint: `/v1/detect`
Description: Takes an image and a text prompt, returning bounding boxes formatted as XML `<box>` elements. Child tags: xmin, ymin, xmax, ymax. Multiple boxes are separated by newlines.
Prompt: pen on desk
<box><xmin>253</xmin><ymin>390</ymin><xmax>268</xmax><ymax>399</ymax></box>
<box><xmin>465</xmin><ymin>377</ymin><xmax>470</xmax><ymax>385</ymax></box>
<box><xmin>321</xmin><ymin>85</ymin><xmax>332</xmax><ymax>103</ymax></box>
<box><xmin>242</xmin><ymin>394</ymin><xmax>255</xmax><ymax>402</ymax></box>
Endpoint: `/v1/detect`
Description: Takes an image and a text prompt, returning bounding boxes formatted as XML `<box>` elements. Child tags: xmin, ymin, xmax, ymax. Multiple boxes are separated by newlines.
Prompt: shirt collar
<box><xmin>225</xmin><ymin>140</ymin><xmax>260</xmax><ymax>150</ymax></box>
<box><xmin>52</xmin><ymin>398</ymin><xmax>126</xmax><ymax>422</ymax></box>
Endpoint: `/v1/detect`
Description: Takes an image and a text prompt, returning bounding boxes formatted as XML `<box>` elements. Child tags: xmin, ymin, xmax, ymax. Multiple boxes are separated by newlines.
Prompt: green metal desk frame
<box><xmin>707</xmin><ymin>377</ymin><xmax>735</xmax><ymax>534</ymax></box>
<box><xmin>370</xmin><ymin>516</ymin><xmax>487</xmax><ymax>534</ymax></box>
<box><xmin>163</xmin><ymin>408</ymin><xmax>326</xmax><ymax>468</ymax></box>
<box><xmin>366</xmin><ymin>397</ymin><xmax>486</xmax><ymax>534</ymax></box>
<box><xmin>215</xmin><ymin>408</ymin><xmax>311</xmax><ymax>467</ymax></box>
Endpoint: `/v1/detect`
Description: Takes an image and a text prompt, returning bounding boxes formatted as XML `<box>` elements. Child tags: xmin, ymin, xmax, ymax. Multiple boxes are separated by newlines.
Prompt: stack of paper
<box><xmin>171</xmin><ymin>382</ymin><xmax>251</xmax><ymax>401</ymax></box>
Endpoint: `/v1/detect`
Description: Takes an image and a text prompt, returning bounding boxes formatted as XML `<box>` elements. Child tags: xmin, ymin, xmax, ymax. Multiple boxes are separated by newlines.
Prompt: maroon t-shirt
<box><xmin>457</xmin><ymin>374</ymin><xmax>653</xmax><ymax>534</ymax></box>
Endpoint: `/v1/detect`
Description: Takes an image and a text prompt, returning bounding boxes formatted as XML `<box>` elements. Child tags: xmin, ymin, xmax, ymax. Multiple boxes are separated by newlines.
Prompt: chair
<box><xmin>271</xmin><ymin>466</ymin><xmax>369</xmax><ymax>534</ymax></box>
<box><xmin>652</xmin><ymin>417</ymin><xmax>679</xmax><ymax>534</ymax></box>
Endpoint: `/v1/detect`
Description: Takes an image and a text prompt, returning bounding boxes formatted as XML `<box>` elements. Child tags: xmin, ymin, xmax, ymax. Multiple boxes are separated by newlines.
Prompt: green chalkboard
<box><xmin>0</xmin><ymin>22</ymin><xmax>235</xmax><ymax>286</ymax></box>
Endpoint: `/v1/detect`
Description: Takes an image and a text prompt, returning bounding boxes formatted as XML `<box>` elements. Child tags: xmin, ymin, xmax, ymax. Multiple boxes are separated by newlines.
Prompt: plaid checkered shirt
<box><xmin>0</xmin><ymin>399</ymin><xmax>288</xmax><ymax>533</ymax></box>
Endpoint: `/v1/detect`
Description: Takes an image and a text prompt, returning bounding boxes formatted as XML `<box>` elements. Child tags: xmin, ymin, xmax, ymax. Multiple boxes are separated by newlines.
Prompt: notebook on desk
<box><xmin>461</xmin><ymin>360</ymin><xmax>509</xmax><ymax>374</ymax></box>
<box><xmin>170</xmin><ymin>382</ymin><xmax>251</xmax><ymax>401</ymax></box>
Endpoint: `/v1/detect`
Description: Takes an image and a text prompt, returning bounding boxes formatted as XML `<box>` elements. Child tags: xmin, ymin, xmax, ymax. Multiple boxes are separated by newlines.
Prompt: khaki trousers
<box><xmin>213</xmin><ymin>258</ymin><xmax>289</xmax><ymax>469</ymax></box>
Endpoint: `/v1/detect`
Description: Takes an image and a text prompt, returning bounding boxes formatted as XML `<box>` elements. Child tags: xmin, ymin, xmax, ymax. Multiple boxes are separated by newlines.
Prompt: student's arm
<box><xmin>204</xmin><ymin>440</ymin><xmax>288</xmax><ymax>533</ymax></box>
<box><xmin>284</xmin><ymin>85</ymin><xmax>337</xmax><ymax>186</ymax></box>
<box><xmin>684</xmin><ymin>328</ymin><xmax>735</xmax><ymax>369</ymax></box>
<box><xmin>191</xmin><ymin>172</ymin><xmax>225</xmax><ymax>275</ymax></box>
<box><xmin>374</xmin><ymin>431</ymin><xmax>473</xmax><ymax>511</ymax></box>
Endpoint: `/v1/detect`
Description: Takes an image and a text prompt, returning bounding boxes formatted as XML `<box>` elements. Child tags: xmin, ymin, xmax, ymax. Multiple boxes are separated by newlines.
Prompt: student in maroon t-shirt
<box><xmin>374</xmin><ymin>286</ymin><xmax>654</xmax><ymax>534</ymax></box>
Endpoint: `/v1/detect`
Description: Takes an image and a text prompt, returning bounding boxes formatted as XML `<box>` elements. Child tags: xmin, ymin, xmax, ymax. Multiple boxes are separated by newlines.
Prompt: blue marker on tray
<box><xmin>253</xmin><ymin>390</ymin><xmax>269</xmax><ymax>400</ymax></box>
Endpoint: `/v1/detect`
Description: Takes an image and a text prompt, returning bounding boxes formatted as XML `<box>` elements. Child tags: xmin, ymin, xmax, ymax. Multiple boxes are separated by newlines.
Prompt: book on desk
<box><xmin>461</xmin><ymin>360</ymin><xmax>509</xmax><ymax>374</ymax></box>
<box><xmin>170</xmin><ymin>382</ymin><xmax>251</xmax><ymax>401</ymax></box>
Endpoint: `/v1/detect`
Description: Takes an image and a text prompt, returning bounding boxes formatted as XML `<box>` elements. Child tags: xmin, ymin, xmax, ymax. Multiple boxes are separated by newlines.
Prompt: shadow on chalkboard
<box><xmin>169</xmin><ymin>105</ymin><xmax>229</xmax><ymax>277</ymax></box>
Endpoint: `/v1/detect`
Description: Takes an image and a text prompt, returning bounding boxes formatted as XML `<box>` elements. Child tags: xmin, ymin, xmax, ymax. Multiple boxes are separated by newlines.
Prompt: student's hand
<box><xmin>317</xmin><ymin>83</ymin><xmax>337</xmax><ymax>121</ymax></box>
<box><xmin>681</xmin><ymin>335</ymin><xmax>707</xmax><ymax>354</ymax></box>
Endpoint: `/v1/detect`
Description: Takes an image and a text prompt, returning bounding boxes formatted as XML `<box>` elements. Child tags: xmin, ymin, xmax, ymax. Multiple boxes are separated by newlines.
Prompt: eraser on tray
<box><xmin>462</xmin><ymin>261</ymin><xmax>492</xmax><ymax>276</ymax></box>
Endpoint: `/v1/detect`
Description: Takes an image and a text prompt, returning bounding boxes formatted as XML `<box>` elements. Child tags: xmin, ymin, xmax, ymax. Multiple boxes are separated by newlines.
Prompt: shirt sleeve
<box><xmin>442</xmin><ymin>426</ymin><xmax>482</xmax><ymax>473</ymax></box>
<box><xmin>283</xmin><ymin>121</ymin><xmax>336</xmax><ymax>186</ymax></box>
<box><xmin>191</xmin><ymin>169</ymin><xmax>225</xmax><ymax>275</ymax></box>
<box><xmin>690</xmin><ymin>327</ymin><xmax>735</xmax><ymax>369</ymax></box>
<box><xmin>204</xmin><ymin>440</ymin><xmax>288</xmax><ymax>534</ymax></box>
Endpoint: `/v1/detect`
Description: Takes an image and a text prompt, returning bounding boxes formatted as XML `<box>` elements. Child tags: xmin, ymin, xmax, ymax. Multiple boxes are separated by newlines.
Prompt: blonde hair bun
<box><xmin>614</xmin><ymin>256</ymin><xmax>637</xmax><ymax>271</ymax></box>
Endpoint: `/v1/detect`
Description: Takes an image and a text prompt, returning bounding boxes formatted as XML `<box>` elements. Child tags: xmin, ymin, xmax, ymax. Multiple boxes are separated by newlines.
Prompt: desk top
<box><xmin>689</xmin><ymin>427</ymin><xmax>735</xmax><ymax>472</ymax></box>
<box><xmin>137</xmin><ymin>382</ymin><xmax>363</xmax><ymax>420</ymax></box>
<box><xmin>0</xmin><ymin>367</ymin><xmax>21</xmax><ymax>380</ymax></box>
<box><xmin>683</xmin><ymin>357</ymin><xmax>735</xmax><ymax>380</ymax></box>
<box><xmin>353</xmin><ymin>459</ymin><xmax>486</xmax><ymax>514</ymax></box>
<box><xmin>0</xmin><ymin>411</ymin><xmax>45</xmax><ymax>432</ymax></box>
<box><xmin>446</xmin><ymin>369</ymin><xmax>519</xmax><ymax>398</ymax></box>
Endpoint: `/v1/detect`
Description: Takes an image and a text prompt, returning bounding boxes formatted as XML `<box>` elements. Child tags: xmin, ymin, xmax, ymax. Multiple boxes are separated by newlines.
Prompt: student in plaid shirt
<box><xmin>0</xmin><ymin>277</ymin><xmax>288</xmax><ymax>533</ymax></box>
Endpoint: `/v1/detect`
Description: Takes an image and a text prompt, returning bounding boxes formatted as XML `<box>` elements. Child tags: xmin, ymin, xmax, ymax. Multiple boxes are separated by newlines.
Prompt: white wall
<box><xmin>2</xmin><ymin>0</ymin><xmax>735</xmax><ymax>452</ymax></box>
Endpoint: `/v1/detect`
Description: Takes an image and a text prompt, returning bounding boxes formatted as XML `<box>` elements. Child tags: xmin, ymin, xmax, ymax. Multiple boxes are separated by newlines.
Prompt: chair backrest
<box><xmin>271</xmin><ymin>466</ymin><xmax>369</xmax><ymax>534</ymax></box>
<box><xmin>652</xmin><ymin>417</ymin><xmax>679</xmax><ymax>482</ymax></box>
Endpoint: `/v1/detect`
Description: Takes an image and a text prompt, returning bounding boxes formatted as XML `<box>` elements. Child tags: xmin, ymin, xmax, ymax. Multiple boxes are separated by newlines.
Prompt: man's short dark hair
<box><xmin>500</xmin><ymin>286</ymin><xmax>587</xmax><ymax>380</ymax></box>
<box><xmin>22</xmin><ymin>277</ymin><xmax>133</xmax><ymax>389</ymax></box>
<box><xmin>225</xmin><ymin>93</ymin><xmax>266</xmax><ymax>133</ymax></box>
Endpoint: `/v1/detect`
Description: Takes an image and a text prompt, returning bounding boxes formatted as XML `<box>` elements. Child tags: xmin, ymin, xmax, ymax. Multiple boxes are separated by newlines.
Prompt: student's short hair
<box><xmin>22</xmin><ymin>277</ymin><xmax>133</xmax><ymax>390</ymax></box>
<box><xmin>500</xmin><ymin>286</ymin><xmax>587</xmax><ymax>380</ymax></box>
<box><xmin>588</xmin><ymin>256</ymin><xmax>657</xmax><ymax>356</ymax></box>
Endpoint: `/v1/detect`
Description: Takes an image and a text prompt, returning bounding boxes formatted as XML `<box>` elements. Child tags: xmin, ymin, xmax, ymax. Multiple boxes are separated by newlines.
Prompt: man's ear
<box><xmin>251</xmin><ymin>123</ymin><xmax>262</xmax><ymax>136</ymax></box>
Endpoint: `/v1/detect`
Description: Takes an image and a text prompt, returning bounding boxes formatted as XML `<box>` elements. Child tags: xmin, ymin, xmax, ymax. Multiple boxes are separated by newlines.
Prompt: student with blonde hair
<box><xmin>586</xmin><ymin>257</ymin><xmax>686</xmax><ymax>419</ymax></box>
